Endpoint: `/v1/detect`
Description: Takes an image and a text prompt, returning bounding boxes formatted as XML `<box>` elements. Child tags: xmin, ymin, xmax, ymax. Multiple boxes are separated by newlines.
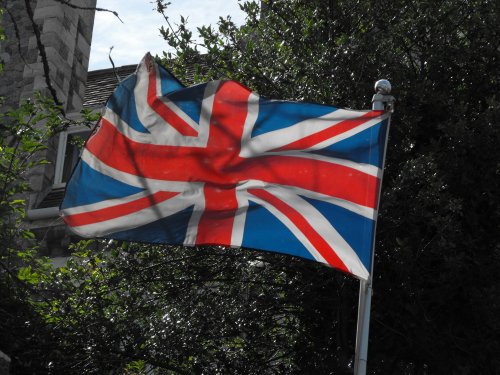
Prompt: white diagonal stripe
<box><xmin>102</xmin><ymin>109</ymin><xmax>153</xmax><ymax>144</ymax></box>
<box><xmin>256</xmin><ymin>151</ymin><xmax>381</xmax><ymax>178</ymax></box>
<box><xmin>65</xmin><ymin>192</ymin><xmax>194</xmax><ymax>237</ymax></box>
<box><xmin>104</xmin><ymin>81</ymin><xmax>219</xmax><ymax>147</ymax></box>
<box><xmin>243</xmin><ymin>185</ymin><xmax>370</xmax><ymax>280</ymax></box>
<box><xmin>241</xmin><ymin>109</ymin><xmax>389</xmax><ymax>156</ymax></box>
<box><xmin>236</xmin><ymin>180</ymin><xmax>376</xmax><ymax>220</ymax></box>
<box><xmin>238</xmin><ymin>190</ymin><xmax>328</xmax><ymax>265</ymax></box>
<box><xmin>81</xmin><ymin>149</ymin><xmax>196</xmax><ymax>192</ymax></box>
<box><xmin>131</xmin><ymin>57</ymin><xmax>218</xmax><ymax>146</ymax></box>
<box><xmin>61</xmin><ymin>190</ymin><xmax>154</xmax><ymax>216</ymax></box>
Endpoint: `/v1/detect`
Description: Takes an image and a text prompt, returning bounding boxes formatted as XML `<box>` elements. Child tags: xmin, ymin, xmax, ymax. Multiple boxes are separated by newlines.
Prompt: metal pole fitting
<box><xmin>372</xmin><ymin>79</ymin><xmax>395</xmax><ymax>112</ymax></box>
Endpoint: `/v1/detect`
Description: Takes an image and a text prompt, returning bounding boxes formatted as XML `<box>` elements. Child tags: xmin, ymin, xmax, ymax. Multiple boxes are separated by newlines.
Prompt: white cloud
<box><xmin>89</xmin><ymin>0</ymin><xmax>246</xmax><ymax>70</ymax></box>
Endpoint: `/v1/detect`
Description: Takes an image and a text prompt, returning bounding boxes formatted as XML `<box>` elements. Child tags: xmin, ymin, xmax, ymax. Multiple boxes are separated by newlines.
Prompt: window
<box><xmin>27</xmin><ymin>126</ymin><xmax>91</xmax><ymax>216</ymax></box>
<box><xmin>53</xmin><ymin>126</ymin><xmax>91</xmax><ymax>187</ymax></box>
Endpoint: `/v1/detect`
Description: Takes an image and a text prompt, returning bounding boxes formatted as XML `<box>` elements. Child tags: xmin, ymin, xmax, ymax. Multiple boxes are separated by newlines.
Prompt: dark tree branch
<box><xmin>23</xmin><ymin>0</ymin><xmax>64</xmax><ymax>112</ymax></box>
<box><xmin>108</xmin><ymin>46</ymin><xmax>121</xmax><ymax>82</ymax></box>
<box><xmin>52</xmin><ymin>0</ymin><xmax>123</xmax><ymax>23</ymax></box>
<box><xmin>156</xmin><ymin>3</ymin><xmax>183</xmax><ymax>45</ymax></box>
<box><xmin>109</xmin><ymin>348</ymin><xmax>192</xmax><ymax>375</ymax></box>
<box><xmin>4</xmin><ymin>0</ymin><xmax>123</xmax><ymax>116</ymax></box>
<box><xmin>4</xmin><ymin>7</ymin><xmax>30</xmax><ymax>67</ymax></box>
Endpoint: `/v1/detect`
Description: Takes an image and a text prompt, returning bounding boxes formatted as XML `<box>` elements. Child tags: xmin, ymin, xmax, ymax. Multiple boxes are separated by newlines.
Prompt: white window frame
<box><xmin>53</xmin><ymin>125</ymin><xmax>91</xmax><ymax>188</ymax></box>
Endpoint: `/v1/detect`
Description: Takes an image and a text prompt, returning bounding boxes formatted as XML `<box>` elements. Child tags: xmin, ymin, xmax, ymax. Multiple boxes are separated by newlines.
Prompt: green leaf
<box><xmin>21</xmin><ymin>230</ymin><xmax>35</xmax><ymax>239</ymax></box>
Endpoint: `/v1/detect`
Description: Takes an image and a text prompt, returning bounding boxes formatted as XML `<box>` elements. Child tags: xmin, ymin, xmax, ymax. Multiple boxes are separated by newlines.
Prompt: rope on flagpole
<box><xmin>354</xmin><ymin>79</ymin><xmax>394</xmax><ymax>375</ymax></box>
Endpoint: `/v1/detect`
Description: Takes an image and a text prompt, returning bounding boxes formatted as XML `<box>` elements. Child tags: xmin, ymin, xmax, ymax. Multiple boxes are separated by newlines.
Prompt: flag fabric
<box><xmin>60</xmin><ymin>53</ymin><xmax>390</xmax><ymax>280</ymax></box>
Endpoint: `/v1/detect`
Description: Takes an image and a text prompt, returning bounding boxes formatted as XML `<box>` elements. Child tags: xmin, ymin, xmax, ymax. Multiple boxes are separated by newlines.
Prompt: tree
<box><xmin>157</xmin><ymin>0</ymin><xmax>500</xmax><ymax>373</ymax></box>
<box><xmin>0</xmin><ymin>7</ymin><xmax>99</xmax><ymax>365</ymax></box>
<box><xmin>0</xmin><ymin>93</ymin><xmax>96</xmax><ymax>372</ymax></box>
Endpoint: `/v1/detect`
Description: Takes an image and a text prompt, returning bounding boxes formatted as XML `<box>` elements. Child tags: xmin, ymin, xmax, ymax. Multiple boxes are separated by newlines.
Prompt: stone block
<box><xmin>78</xmin><ymin>13</ymin><xmax>96</xmax><ymax>45</ymax></box>
<box><xmin>26</xmin><ymin>48</ymin><xmax>40</xmax><ymax>64</ymax></box>
<box><xmin>41</xmin><ymin>17</ymin><xmax>63</xmax><ymax>34</ymax></box>
<box><xmin>41</xmin><ymin>20</ymin><xmax>76</xmax><ymax>52</ymax></box>
<box><xmin>22</xmin><ymin>76</ymin><xmax>35</xmax><ymax>88</ymax></box>
<box><xmin>23</xmin><ymin>22</ymin><xmax>33</xmax><ymax>34</ymax></box>
<box><xmin>73</xmin><ymin>48</ymin><xmax>83</xmax><ymax>65</ymax></box>
<box><xmin>0</xmin><ymin>52</ymin><xmax>11</xmax><ymax>64</ymax></box>
<box><xmin>45</xmin><ymin>46</ymin><xmax>71</xmax><ymax>73</ymax></box>
<box><xmin>36</xmin><ymin>0</ymin><xmax>60</xmax><ymax>9</ymax></box>
<box><xmin>70</xmin><ymin>93</ymin><xmax>83</xmax><ymax>112</ymax></box>
<box><xmin>59</xmin><ymin>42</ymin><xmax>70</xmax><ymax>61</ymax></box>
<box><xmin>28</xmin><ymin>35</ymin><xmax>38</xmax><ymax>50</ymax></box>
<box><xmin>31</xmin><ymin>74</ymin><xmax>48</xmax><ymax>92</ymax></box>
<box><xmin>80</xmin><ymin>51</ymin><xmax>90</xmax><ymax>66</ymax></box>
<box><xmin>49</xmin><ymin>15</ymin><xmax>78</xmax><ymax>47</ymax></box>
<box><xmin>48</xmin><ymin>59</ymin><xmax>71</xmax><ymax>92</ymax></box>
<box><xmin>33</xmin><ymin>4</ymin><xmax>64</xmax><ymax>21</ymax></box>
<box><xmin>76</xmin><ymin>33</ymin><xmax>91</xmax><ymax>59</ymax></box>
<box><xmin>72</xmin><ymin>61</ymin><xmax>87</xmax><ymax>81</ymax></box>
<box><xmin>28</xmin><ymin>170</ymin><xmax>47</xmax><ymax>193</ymax></box>
<box><xmin>54</xmin><ymin>67</ymin><xmax>66</xmax><ymax>88</ymax></box>
<box><xmin>62</xmin><ymin>14</ymin><xmax>75</xmax><ymax>32</ymax></box>
<box><xmin>23</xmin><ymin>63</ymin><xmax>44</xmax><ymax>86</ymax></box>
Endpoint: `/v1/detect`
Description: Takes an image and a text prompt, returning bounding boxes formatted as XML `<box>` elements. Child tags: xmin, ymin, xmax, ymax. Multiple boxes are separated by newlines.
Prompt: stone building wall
<box><xmin>0</xmin><ymin>1</ymin><xmax>97</xmax><ymax>257</ymax></box>
<box><xmin>0</xmin><ymin>1</ymin><xmax>34</xmax><ymax>110</ymax></box>
<box><xmin>0</xmin><ymin>0</ymin><xmax>96</xmax><ymax>112</ymax></box>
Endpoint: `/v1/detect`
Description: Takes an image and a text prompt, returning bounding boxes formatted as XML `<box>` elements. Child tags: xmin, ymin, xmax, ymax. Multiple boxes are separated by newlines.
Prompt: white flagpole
<box><xmin>353</xmin><ymin>80</ymin><xmax>394</xmax><ymax>375</ymax></box>
<box><xmin>354</xmin><ymin>279</ymin><xmax>373</xmax><ymax>375</ymax></box>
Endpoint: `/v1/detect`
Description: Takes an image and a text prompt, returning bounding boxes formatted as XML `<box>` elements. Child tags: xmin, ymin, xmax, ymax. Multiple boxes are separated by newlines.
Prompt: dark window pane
<box><xmin>62</xmin><ymin>131</ymin><xmax>91</xmax><ymax>183</ymax></box>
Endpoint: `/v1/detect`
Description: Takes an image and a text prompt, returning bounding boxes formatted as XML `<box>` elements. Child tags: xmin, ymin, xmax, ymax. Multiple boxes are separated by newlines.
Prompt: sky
<box><xmin>88</xmin><ymin>0</ymin><xmax>246</xmax><ymax>71</ymax></box>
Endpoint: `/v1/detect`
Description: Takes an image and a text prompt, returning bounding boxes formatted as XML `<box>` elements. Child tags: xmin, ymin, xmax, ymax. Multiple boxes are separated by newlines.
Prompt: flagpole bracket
<box><xmin>372</xmin><ymin>79</ymin><xmax>395</xmax><ymax>112</ymax></box>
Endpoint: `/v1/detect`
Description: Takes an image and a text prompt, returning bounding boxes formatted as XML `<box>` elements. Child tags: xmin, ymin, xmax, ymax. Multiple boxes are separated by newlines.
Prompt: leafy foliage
<box><xmin>0</xmin><ymin>94</ymin><xmax>97</xmax><ymax>373</ymax></box>
<box><xmin>30</xmin><ymin>242</ymin><xmax>358</xmax><ymax>374</ymax></box>
<box><xmin>159</xmin><ymin>0</ymin><xmax>500</xmax><ymax>373</ymax></box>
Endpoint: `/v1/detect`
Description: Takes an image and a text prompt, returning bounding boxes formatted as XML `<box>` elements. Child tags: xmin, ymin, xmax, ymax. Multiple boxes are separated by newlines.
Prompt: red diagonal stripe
<box><xmin>63</xmin><ymin>191</ymin><xmax>178</xmax><ymax>227</ymax></box>
<box><xmin>273</xmin><ymin>110</ymin><xmax>383</xmax><ymax>151</ymax></box>
<box><xmin>241</xmin><ymin>156</ymin><xmax>380</xmax><ymax>209</ymax></box>
<box><xmin>248</xmin><ymin>188</ymin><xmax>350</xmax><ymax>274</ymax></box>
<box><xmin>86</xmin><ymin>118</ymin><xmax>200</xmax><ymax>177</ymax></box>
<box><xmin>147</xmin><ymin>65</ymin><xmax>197</xmax><ymax>136</ymax></box>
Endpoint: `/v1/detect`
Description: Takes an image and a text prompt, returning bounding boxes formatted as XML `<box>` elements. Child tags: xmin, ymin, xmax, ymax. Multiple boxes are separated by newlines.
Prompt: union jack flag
<box><xmin>61</xmin><ymin>53</ymin><xmax>390</xmax><ymax>280</ymax></box>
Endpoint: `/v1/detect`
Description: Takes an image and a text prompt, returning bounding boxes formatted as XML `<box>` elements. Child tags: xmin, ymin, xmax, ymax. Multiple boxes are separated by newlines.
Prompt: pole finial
<box><xmin>372</xmin><ymin>79</ymin><xmax>395</xmax><ymax>112</ymax></box>
<box><xmin>374</xmin><ymin>79</ymin><xmax>391</xmax><ymax>95</ymax></box>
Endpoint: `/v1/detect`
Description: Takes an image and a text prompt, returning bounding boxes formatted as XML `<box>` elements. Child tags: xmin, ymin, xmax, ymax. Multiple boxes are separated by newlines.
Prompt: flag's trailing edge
<box><xmin>61</xmin><ymin>53</ymin><xmax>390</xmax><ymax>281</ymax></box>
